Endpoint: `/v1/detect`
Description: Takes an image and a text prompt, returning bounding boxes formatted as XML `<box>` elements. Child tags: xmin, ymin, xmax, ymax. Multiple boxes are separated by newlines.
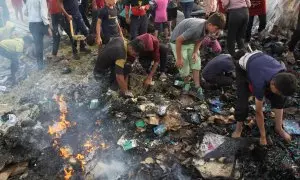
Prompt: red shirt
<box><xmin>96</xmin><ymin>0</ymin><xmax>105</xmax><ymax>8</ymax></box>
<box><xmin>217</xmin><ymin>0</ymin><xmax>226</xmax><ymax>13</ymax></box>
<box><xmin>137</xmin><ymin>33</ymin><xmax>160</xmax><ymax>62</ymax></box>
<box><xmin>48</xmin><ymin>0</ymin><xmax>61</xmax><ymax>15</ymax></box>
<box><xmin>249</xmin><ymin>0</ymin><xmax>266</xmax><ymax>16</ymax></box>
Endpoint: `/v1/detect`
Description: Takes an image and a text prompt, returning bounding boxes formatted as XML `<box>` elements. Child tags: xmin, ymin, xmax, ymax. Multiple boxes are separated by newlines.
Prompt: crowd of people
<box><xmin>0</xmin><ymin>0</ymin><xmax>299</xmax><ymax>146</ymax></box>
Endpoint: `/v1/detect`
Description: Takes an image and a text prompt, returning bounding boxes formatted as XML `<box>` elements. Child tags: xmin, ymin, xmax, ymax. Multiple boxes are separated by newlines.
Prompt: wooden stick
<box><xmin>70</xmin><ymin>20</ymin><xmax>74</xmax><ymax>37</ymax></box>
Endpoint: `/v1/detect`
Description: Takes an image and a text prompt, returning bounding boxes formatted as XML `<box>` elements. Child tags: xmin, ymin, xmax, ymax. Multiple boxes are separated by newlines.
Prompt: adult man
<box><xmin>202</xmin><ymin>54</ymin><xmax>235</xmax><ymax>89</ymax></box>
<box><xmin>135</xmin><ymin>33</ymin><xmax>168</xmax><ymax>85</ymax></box>
<box><xmin>26</xmin><ymin>0</ymin><xmax>51</xmax><ymax>70</ymax></box>
<box><xmin>91</xmin><ymin>0</ymin><xmax>105</xmax><ymax>34</ymax></box>
<box><xmin>58</xmin><ymin>0</ymin><xmax>91</xmax><ymax>53</ymax></box>
<box><xmin>125</xmin><ymin>0</ymin><xmax>150</xmax><ymax>39</ymax></box>
<box><xmin>94</xmin><ymin>37</ymin><xmax>144</xmax><ymax>97</ymax></box>
<box><xmin>232</xmin><ymin>50</ymin><xmax>298</xmax><ymax>145</ymax></box>
<box><xmin>0</xmin><ymin>36</ymin><xmax>33</xmax><ymax>84</ymax></box>
<box><xmin>286</xmin><ymin>5</ymin><xmax>300</xmax><ymax>62</ymax></box>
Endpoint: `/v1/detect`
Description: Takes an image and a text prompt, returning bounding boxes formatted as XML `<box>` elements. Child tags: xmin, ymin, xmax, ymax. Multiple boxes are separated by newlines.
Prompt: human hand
<box><xmin>126</xmin><ymin>17</ymin><xmax>131</xmax><ymax>24</ymax></box>
<box><xmin>192</xmin><ymin>52</ymin><xmax>198</xmax><ymax>63</ymax></box>
<box><xmin>48</xmin><ymin>27</ymin><xmax>52</xmax><ymax>37</ymax></box>
<box><xmin>96</xmin><ymin>37</ymin><xmax>102</xmax><ymax>47</ymax></box>
<box><xmin>260</xmin><ymin>136</ymin><xmax>267</xmax><ymax>146</ymax></box>
<box><xmin>143</xmin><ymin>77</ymin><xmax>152</xmax><ymax>87</ymax></box>
<box><xmin>176</xmin><ymin>58</ymin><xmax>184</xmax><ymax>68</ymax></box>
<box><xmin>67</xmin><ymin>14</ymin><xmax>73</xmax><ymax>22</ymax></box>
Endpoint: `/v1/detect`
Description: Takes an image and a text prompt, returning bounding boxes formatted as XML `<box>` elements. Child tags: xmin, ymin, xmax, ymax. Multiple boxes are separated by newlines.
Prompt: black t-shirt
<box><xmin>98</xmin><ymin>6</ymin><xmax>120</xmax><ymax>38</ymax></box>
<box><xmin>94</xmin><ymin>37</ymin><xmax>130</xmax><ymax>75</ymax></box>
<box><xmin>63</xmin><ymin>0</ymin><xmax>80</xmax><ymax>15</ymax></box>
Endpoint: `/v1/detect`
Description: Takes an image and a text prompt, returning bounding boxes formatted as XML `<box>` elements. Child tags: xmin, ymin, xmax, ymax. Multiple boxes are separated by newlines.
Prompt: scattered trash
<box><xmin>153</xmin><ymin>124</ymin><xmax>167</xmax><ymax>136</ymax></box>
<box><xmin>0</xmin><ymin>162</ymin><xmax>28</xmax><ymax>180</ymax></box>
<box><xmin>138</xmin><ymin>103</ymin><xmax>155</xmax><ymax>112</ymax></box>
<box><xmin>136</xmin><ymin>120</ymin><xmax>146</xmax><ymax>132</ymax></box>
<box><xmin>117</xmin><ymin>135</ymin><xmax>138</xmax><ymax>151</ymax></box>
<box><xmin>115</xmin><ymin>112</ymin><xmax>127</xmax><ymax>121</ymax></box>
<box><xmin>0</xmin><ymin>114</ymin><xmax>18</xmax><ymax>134</ymax></box>
<box><xmin>141</xmin><ymin>157</ymin><xmax>155</xmax><ymax>164</ymax></box>
<box><xmin>193</xmin><ymin>160</ymin><xmax>235</xmax><ymax>179</ymax></box>
<box><xmin>157</xmin><ymin>105</ymin><xmax>168</xmax><ymax>116</ymax></box>
<box><xmin>0</xmin><ymin>86</ymin><xmax>7</xmax><ymax>92</ymax></box>
<box><xmin>210</xmin><ymin>98</ymin><xmax>224</xmax><ymax>114</ymax></box>
<box><xmin>208</xmin><ymin>115</ymin><xmax>235</xmax><ymax>124</ymax></box>
<box><xmin>191</xmin><ymin>113</ymin><xmax>201</xmax><ymax>124</ymax></box>
<box><xmin>162</xmin><ymin>114</ymin><xmax>182</xmax><ymax>131</ymax></box>
<box><xmin>145</xmin><ymin>115</ymin><xmax>160</xmax><ymax>125</ymax></box>
<box><xmin>174</xmin><ymin>80</ymin><xmax>184</xmax><ymax>87</ymax></box>
<box><xmin>89</xmin><ymin>99</ymin><xmax>99</xmax><ymax>109</ymax></box>
<box><xmin>283</xmin><ymin>120</ymin><xmax>300</xmax><ymax>135</ymax></box>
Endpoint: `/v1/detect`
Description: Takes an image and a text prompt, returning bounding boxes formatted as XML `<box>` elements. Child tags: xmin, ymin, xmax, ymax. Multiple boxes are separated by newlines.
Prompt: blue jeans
<box><xmin>180</xmin><ymin>2</ymin><xmax>194</xmax><ymax>18</ymax></box>
<box><xmin>130</xmin><ymin>15</ymin><xmax>148</xmax><ymax>40</ymax></box>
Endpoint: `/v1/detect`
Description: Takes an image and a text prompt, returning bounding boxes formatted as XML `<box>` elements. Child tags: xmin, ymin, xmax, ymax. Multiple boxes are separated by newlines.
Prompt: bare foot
<box><xmin>260</xmin><ymin>136</ymin><xmax>267</xmax><ymax>145</ymax></box>
<box><xmin>275</xmin><ymin>128</ymin><xmax>292</xmax><ymax>143</ymax></box>
<box><xmin>232</xmin><ymin>130</ymin><xmax>242</xmax><ymax>138</ymax></box>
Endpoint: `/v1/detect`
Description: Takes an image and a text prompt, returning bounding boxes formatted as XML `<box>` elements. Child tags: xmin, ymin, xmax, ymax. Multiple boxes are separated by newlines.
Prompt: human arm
<box><xmin>125</xmin><ymin>0</ymin><xmax>131</xmax><ymax>24</ymax></box>
<box><xmin>245</xmin><ymin>0</ymin><xmax>251</xmax><ymax>8</ymax></box>
<box><xmin>175</xmin><ymin>35</ymin><xmax>185</xmax><ymax>68</ymax></box>
<box><xmin>57</xmin><ymin>0</ymin><xmax>72</xmax><ymax>21</ymax></box>
<box><xmin>96</xmin><ymin>18</ymin><xmax>102</xmax><ymax>46</ymax></box>
<box><xmin>41</xmin><ymin>0</ymin><xmax>50</xmax><ymax>25</ymax></box>
<box><xmin>192</xmin><ymin>40</ymin><xmax>201</xmax><ymax>63</ymax></box>
<box><xmin>255</xmin><ymin>98</ymin><xmax>267</xmax><ymax>145</ymax></box>
<box><xmin>117</xmin><ymin>19</ymin><xmax>124</xmax><ymax>38</ymax></box>
<box><xmin>116</xmin><ymin>74</ymin><xmax>129</xmax><ymax>93</ymax></box>
<box><xmin>220</xmin><ymin>0</ymin><xmax>229</xmax><ymax>9</ymax></box>
<box><xmin>92</xmin><ymin>0</ymin><xmax>97</xmax><ymax>10</ymax></box>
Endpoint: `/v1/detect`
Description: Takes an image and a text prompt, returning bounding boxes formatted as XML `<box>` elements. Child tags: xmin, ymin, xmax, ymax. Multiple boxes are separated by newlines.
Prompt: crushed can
<box><xmin>89</xmin><ymin>99</ymin><xmax>99</xmax><ymax>109</ymax></box>
<box><xmin>153</xmin><ymin>124</ymin><xmax>167</xmax><ymax>136</ymax></box>
<box><xmin>174</xmin><ymin>80</ymin><xmax>185</xmax><ymax>87</ymax></box>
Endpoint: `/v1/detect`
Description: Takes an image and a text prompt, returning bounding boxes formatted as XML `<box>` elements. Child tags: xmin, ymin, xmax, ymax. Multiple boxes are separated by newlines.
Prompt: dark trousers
<box><xmin>138</xmin><ymin>44</ymin><xmax>168</xmax><ymax>73</ymax></box>
<box><xmin>91</xmin><ymin>9</ymin><xmax>101</xmax><ymax>34</ymax></box>
<box><xmin>130</xmin><ymin>15</ymin><xmax>148</xmax><ymax>40</ymax></box>
<box><xmin>234</xmin><ymin>64</ymin><xmax>285</xmax><ymax>122</ymax></box>
<box><xmin>0</xmin><ymin>47</ymin><xmax>20</xmax><ymax>83</ymax></box>
<box><xmin>245</xmin><ymin>14</ymin><xmax>267</xmax><ymax>42</ymax></box>
<box><xmin>29</xmin><ymin>22</ymin><xmax>48</xmax><ymax>69</ymax></box>
<box><xmin>180</xmin><ymin>2</ymin><xmax>193</xmax><ymax>19</ymax></box>
<box><xmin>79</xmin><ymin>4</ymin><xmax>91</xmax><ymax>30</ymax></box>
<box><xmin>288</xmin><ymin>9</ymin><xmax>300</xmax><ymax>52</ymax></box>
<box><xmin>51</xmin><ymin>13</ymin><xmax>76</xmax><ymax>55</ymax></box>
<box><xmin>227</xmin><ymin>7</ymin><xmax>249</xmax><ymax>56</ymax></box>
<box><xmin>203</xmin><ymin>74</ymin><xmax>234</xmax><ymax>87</ymax></box>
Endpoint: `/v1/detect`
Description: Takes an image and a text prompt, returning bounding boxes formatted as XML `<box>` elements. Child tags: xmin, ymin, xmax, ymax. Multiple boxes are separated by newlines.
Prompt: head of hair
<box><xmin>147</xmin><ymin>24</ymin><xmax>155</xmax><ymax>34</ymax></box>
<box><xmin>128</xmin><ymin>39</ymin><xmax>145</xmax><ymax>54</ymax></box>
<box><xmin>207</xmin><ymin>13</ymin><xmax>226</xmax><ymax>30</ymax></box>
<box><xmin>233</xmin><ymin>49</ymin><xmax>247</xmax><ymax>61</ymax></box>
<box><xmin>273</xmin><ymin>72</ymin><xmax>297</xmax><ymax>96</ymax></box>
<box><xmin>86</xmin><ymin>34</ymin><xmax>96</xmax><ymax>46</ymax></box>
<box><xmin>22</xmin><ymin>35</ymin><xmax>33</xmax><ymax>44</ymax></box>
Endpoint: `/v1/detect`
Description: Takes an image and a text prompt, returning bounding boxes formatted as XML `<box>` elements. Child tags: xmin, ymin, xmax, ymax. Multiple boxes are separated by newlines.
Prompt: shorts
<box><xmin>154</xmin><ymin>22</ymin><xmax>168</xmax><ymax>30</ymax></box>
<box><xmin>167</xmin><ymin>7</ymin><xmax>177</xmax><ymax>21</ymax></box>
<box><xmin>170</xmin><ymin>43</ymin><xmax>201</xmax><ymax>77</ymax></box>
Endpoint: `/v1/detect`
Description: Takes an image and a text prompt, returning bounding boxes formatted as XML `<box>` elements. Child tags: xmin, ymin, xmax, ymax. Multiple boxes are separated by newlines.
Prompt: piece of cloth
<box><xmin>0</xmin><ymin>21</ymin><xmax>16</xmax><ymax>41</ymax></box>
<box><xmin>139</xmin><ymin>44</ymin><xmax>168</xmax><ymax>73</ymax></box>
<box><xmin>221</xmin><ymin>0</ymin><xmax>251</xmax><ymax>10</ymax></box>
<box><xmin>125</xmin><ymin>0</ymin><xmax>150</xmax><ymax>16</ymax></box>
<box><xmin>238</xmin><ymin>50</ymin><xmax>261</xmax><ymax>70</ymax></box>
<box><xmin>48</xmin><ymin>0</ymin><xmax>61</xmax><ymax>15</ymax></box>
<box><xmin>98</xmin><ymin>6</ymin><xmax>120</xmax><ymax>40</ymax></box>
<box><xmin>170</xmin><ymin>43</ymin><xmax>201</xmax><ymax>77</ymax></box>
<box><xmin>130</xmin><ymin>15</ymin><xmax>148</xmax><ymax>40</ymax></box>
<box><xmin>248</xmin><ymin>0</ymin><xmax>266</xmax><ymax>16</ymax></box>
<box><xmin>79</xmin><ymin>0</ymin><xmax>91</xmax><ymax>29</ymax></box>
<box><xmin>0</xmin><ymin>0</ymin><xmax>10</xmax><ymax>25</ymax></box>
<box><xmin>202</xmin><ymin>54</ymin><xmax>235</xmax><ymax>83</ymax></box>
<box><xmin>29</xmin><ymin>22</ymin><xmax>48</xmax><ymax>69</ymax></box>
<box><xmin>170</xmin><ymin>18</ymin><xmax>206</xmax><ymax>44</ymax></box>
<box><xmin>202</xmin><ymin>36</ymin><xmax>222</xmax><ymax>53</ymax></box>
<box><xmin>154</xmin><ymin>0</ymin><xmax>168</xmax><ymax>23</ymax></box>
<box><xmin>63</xmin><ymin>0</ymin><xmax>80</xmax><ymax>16</ymax></box>
<box><xmin>288</xmin><ymin>8</ymin><xmax>300</xmax><ymax>52</ymax></box>
<box><xmin>137</xmin><ymin>33</ymin><xmax>160</xmax><ymax>62</ymax></box>
<box><xmin>203</xmin><ymin>0</ymin><xmax>217</xmax><ymax>15</ymax></box>
<box><xmin>93</xmin><ymin>0</ymin><xmax>104</xmax><ymax>9</ymax></box>
<box><xmin>94</xmin><ymin>37</ymin><xmax>131</xmax><ymax>75</ymax></box>
<box><xmin>234</xmin><ymin>64</ymin><xmax>285</xmax><ymax>122</ymax></box>
<box><xmin>180</xmin><ymin>2</ymin><xmax>194</xmax><ymax>18</ymax></box>
<box><xmin>227</xmin><ymin>7</ymin><xmax>249</xmax><ymax>55</ymax></box>
<box><xmin>0</xmin><ymin>38</ymin><xmax>24</xmax><ymax>53</ymax></box>
<box><xmin>245</xmin><ymin>14</ymin><xmax>266</xmax><ymax>42</ymax></box>
<box><xmin>51</xmin><ymin>13</ymin><xmax>77</xmax><ymax>55</ymax></box>
<box><xmin>240</xmin><ymin>52</ymin><xmax>285</xmax><ymax>101</ymax></box>
<box><xmin>25</xmin><ymin>0</ymin><xmax>50</xmax><ymax>25</ymax></box>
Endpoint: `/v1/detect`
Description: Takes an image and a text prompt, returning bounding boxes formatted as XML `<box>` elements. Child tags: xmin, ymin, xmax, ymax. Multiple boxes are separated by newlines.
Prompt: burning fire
<box><xmin>64</xmin><ymin>167</ymin><xmax>74</xmax><ymax>180</ymax></box>
<box><xmin>48</xmin><ymin>95</ymin><xmax>109</xmax><ymax>180</ymax></box>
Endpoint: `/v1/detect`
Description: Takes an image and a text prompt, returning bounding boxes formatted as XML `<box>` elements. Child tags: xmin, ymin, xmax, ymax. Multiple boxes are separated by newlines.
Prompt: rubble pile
<box><xmin>0</xmin><ymin>29</ymin><xmax>300</xmax><ymax>180</ymax></box>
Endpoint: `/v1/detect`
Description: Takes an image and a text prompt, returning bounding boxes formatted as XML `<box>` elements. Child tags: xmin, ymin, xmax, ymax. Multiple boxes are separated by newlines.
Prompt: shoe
<box><xmin>73</xmin><ymin>53</ymin><xmax>80</xmax><ymax>60</ymax></box>
<box><xmin>189</xmin><ymin>86</ymin><xmax>204</xmax><ymax>101</ymax></box>
<box><xmin>80</xmin><ymin>47</ymin><xmax>91</xmax><ymax>53</ymax></box>
<box><xmin>159</xmin><ymin>73</ymin><xmax>167</xmax><ymax>81</ymax></box>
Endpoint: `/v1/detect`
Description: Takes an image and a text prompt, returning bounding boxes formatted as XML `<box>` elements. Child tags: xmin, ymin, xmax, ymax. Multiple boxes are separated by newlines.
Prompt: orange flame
<box><xmin>76</xmin><ymin>153</ymin><xmax>86</xmax><ymax>170</ymax></box>
<box><xmin>59</xmin><ymin>147</ymin><xmax>72</xmax><ymax>159</ymax></box>
<box><xmin>64</xmin><ymin>167</ymin><xmax>74</xmax><ymax>180</ymax></box>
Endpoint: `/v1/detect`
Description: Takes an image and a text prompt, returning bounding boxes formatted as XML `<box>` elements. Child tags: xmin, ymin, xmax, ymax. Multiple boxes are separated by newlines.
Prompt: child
<box><xmin>96</xmin><ymin>0</ymin><xmax>123</xmax><ymax>47</ymax></box>
<box><xmin>11</xmin><ymin>0</ymin><xmax>24</xmax><ymax>21</ymax></box>
<box><xmin>154</xmin><ymin>0</ymin><xmax>169</xmax><ymax>39</ymax></box>
<box><xmin>0</xmin><ymin>35</ymin><xmax>33</xmax><ymax>84</ymax></box>
<box><xmin>170</xmin><ymin>13</ymin><xmax>225</xmax><ymax>99</ymax></box>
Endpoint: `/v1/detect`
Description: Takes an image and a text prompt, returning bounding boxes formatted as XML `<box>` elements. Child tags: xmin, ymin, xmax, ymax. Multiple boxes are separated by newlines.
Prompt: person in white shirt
<box><xmin>25</xmin><ymin>0</ymin><xmax>51</xmax><ymax>70</ymax></box>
